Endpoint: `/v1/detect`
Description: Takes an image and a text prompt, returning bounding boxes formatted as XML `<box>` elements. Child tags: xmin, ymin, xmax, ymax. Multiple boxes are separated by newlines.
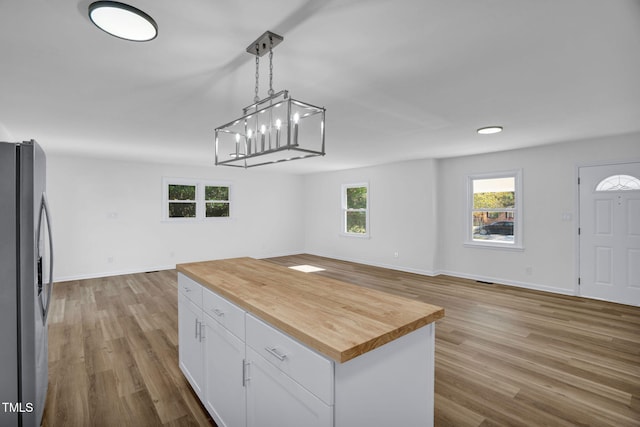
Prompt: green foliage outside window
<box><xmin>168</xmin><ymin>184</ymin><xmax>196</xmax><ymax>218</ymax></box>
<box><xmin>205</xmin><ymin>186</ymin><xmax>229</xmax><ymax>201</ymax></box>
<box><xmin>169</xmin><ymin>202</ymin><xmax>196</xmax><ymax>218</ymax></box>
<box><xmin>205</xmin><ymin>186</ymin><xmax>229</xmax><ymax>217</ymax></box>
<box><xmin>206</xmin><ymin>202</ymin><xmax>229</xmax><ymax>217</ymax></box>
<box><xmin>346</xmin><ymin>187</ymin><xmax>367</xmax><ymax>209</ymax></box>
<box><xmin>346</xmin><ymin>211</ymin><xmax>366</xmax><ymax>233</ymax></box>
<box><xmin>473</xmin><ymin>191</ymin><xmax>514</xmax><ymax>209</ymax></box>
<box><xmin>168</xmin><ymin>184</ymin><xmax>196</xmax><ymax>201</ymax></box>
<box><xmin>345</xmin><ymin>186</ymin><xmax>367</xmax><ymax>234</ymax></box>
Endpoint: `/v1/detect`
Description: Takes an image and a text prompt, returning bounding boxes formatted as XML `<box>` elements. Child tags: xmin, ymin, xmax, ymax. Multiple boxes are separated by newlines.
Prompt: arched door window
<box><xmin>595</xmin><ymin>175</ymin><xmax>640</xmax><ymax>192</ymax></box>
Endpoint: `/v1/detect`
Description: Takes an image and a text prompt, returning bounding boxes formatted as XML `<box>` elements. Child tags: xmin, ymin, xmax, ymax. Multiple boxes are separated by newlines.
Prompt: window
<box><xmin>467</xmin><ymin>170</ymin><xmax>522</xmax><ymax>249</ymax></box>
<box><xmin>595</xmin><ymin>174</ymin><xmax>640</xmax><ymax>191</ymax></box>
<box><xmin>342</xmin><ymin>183</ymin><xmax>369</xmax><ymax>237</ymax></box>
<box><xmin>205</xmin><ymin>185</ymin><xmax>230</xmax><ymax>217</ymax></box>
<box><xmin>168</xmin><ymin>183</ymin><xmax>196</xmax><ymax>218</ymax></box>
<box><xmin>163</xmin><ymin>178</ymin><xmax>232</xmax><ymax>221</ymax></box>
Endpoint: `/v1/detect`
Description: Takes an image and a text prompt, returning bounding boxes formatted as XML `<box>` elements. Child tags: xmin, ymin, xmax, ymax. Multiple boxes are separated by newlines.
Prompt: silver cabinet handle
<box><xmin>265</xmin><ymin>346</ymin><xmax>288</xmax><ymax>361</ymax></box>
<box><xmin>242</xmin><ymin>359</ymin><xmax>250</xmax><ymax>386</ymax></box>
<box><xmin>212</xmin><ymin>308</ymin><xmax>225</xmax><ymax>317</ymax></box>
<box><xmin>195</xmin><ymin>319</ymin><xmax>199</xmax><ymax>339</ymax></box>
<box><xmin>184</xmin><ymin>287</ymin><xmax>192</xmax><ymax>292</ymax></box>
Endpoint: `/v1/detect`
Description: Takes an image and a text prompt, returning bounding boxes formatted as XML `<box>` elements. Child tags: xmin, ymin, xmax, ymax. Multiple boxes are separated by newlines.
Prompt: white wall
<box><xmin>437</xmin><ymin>132</ymin><xmax>640</xmax><ymax>294</ymax></box>
<box><xmin>47</xmin><ymin>131</ymin><xmax>640</xmax><ymax>296</ymax></box>
<box><xmin>0</xmin><ymin>121</ymin><xmax>13</xmax><ymax>141</ymax></box>
<box><xmin>303</xmin><ymin>159</ymin><xmax>439</xmax><ymax>275</ymax></box>
<box><xmin>47</xmin><ymin>155</ymin><xmax>304</xmax><ymax>281</ymax></box>
<box><xmin>303</xmin><ymin>132</ymin><xmax>640</xmax><ymax>296</ymax></box>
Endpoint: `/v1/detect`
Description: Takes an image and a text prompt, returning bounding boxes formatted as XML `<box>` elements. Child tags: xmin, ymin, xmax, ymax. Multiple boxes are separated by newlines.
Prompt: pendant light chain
<box><xmin>268</xmin><ymin>37</ymin><xmax>275</xmax><ymax>96</ymax></box>
<box><xmin>254</xmin><ymin>44</ymin><xmax>260</xmax><ymax>103</ymax></box>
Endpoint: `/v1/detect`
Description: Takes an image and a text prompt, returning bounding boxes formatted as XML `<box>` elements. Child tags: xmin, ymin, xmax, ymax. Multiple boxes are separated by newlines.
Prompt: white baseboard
<box><xmin>305</xmin><ymin>251</ymin><xmax>437</xmax><ymax>277</ymax></box>
<box><xmin>53</xmin><ymin>250</ymin><xmax>305</xmax><ymax>284</ymax></box>
<box><xmin>54</xmin><ymin>252</ymin><xmax>576</xmax><ymax>300</ymax></box>
<box><xmin>425</xmin><ymin>269</ymin><xmax>575</xmax><ymax>296</ymax></box>
<box><xmin>306</xmin><ymin>251</ymin><xmax>575</xmax><ymax>297</ymax></box>
<box><xmin>54</xmin><ymin>264</ymin><xmax>177</xmax><ymax>283</ymax></box>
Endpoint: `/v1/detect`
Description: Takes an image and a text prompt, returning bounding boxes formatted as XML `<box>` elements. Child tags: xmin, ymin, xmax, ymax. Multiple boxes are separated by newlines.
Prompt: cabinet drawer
<box><xmin>178</xmin><ymin>273</ymin><xmax>203</xmax><ymax>307</ymax></box>
<box><xmin>246</xmin><ymin>346</ymin><xmax>333</xmax><ymax>427</ymax></box>
<box><xmin>202</xmin><ymin>287</ymin><xmax>245</xmax><ymax>341</ymax></box>
<box><xmin>246</xmin><ymin>314</ymin><xmax>334</xmax><ymax>405</ymax></box>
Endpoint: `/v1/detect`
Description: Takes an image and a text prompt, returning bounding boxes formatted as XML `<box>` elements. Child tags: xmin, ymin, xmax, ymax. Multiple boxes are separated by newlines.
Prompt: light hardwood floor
<box><xmin>43</xmin><ymin>254</ymin><xmax>640</xmax><ymax>426</ymax></box>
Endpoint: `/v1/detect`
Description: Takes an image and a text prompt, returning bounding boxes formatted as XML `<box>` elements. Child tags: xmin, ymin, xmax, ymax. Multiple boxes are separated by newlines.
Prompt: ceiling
<box><xmin>1</xmin><ymin>0</ymin><xmax>639</xmax><ymax>174</ymax></box>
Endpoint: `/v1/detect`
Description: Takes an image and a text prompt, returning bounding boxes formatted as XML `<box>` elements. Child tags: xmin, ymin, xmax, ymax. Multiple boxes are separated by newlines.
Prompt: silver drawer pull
<box><xmin>212</xmin><ymin>308</ymin><xmax>225</xmax><ymax>317</ymax></box>
<box><xmin>265</xmin><ymin>346</ymin><xmax>288</xmax><ymax>361</ymax></box>
<box><xmin>184</xmin><ymin>287</ymin><xmax>192</xmax><ymax>292</ymax></box>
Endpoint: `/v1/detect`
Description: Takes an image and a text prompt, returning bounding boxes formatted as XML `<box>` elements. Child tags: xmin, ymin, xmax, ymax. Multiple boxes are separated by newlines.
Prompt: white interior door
<box><xmin>579</xmin><ymin>162</ymin><xmax>640</xmax><ymax>306</ymax></box>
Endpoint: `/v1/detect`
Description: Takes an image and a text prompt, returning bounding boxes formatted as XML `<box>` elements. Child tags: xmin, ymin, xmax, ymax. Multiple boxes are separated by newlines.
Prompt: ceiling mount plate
<box><xmin>246</xmin><ymin>31</ymin><xmax>284</xmax><ymax>57</ymax></box>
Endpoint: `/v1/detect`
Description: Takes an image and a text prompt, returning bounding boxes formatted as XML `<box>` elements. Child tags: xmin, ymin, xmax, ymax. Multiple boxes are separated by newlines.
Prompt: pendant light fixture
<box><xmin>215</xmin><ymin>31</ymin><xmax>326</xmax><ymax>168</ymax></box>
<box><xmin>88</xmin><ymin>1</ymin><xmax>158</xmax><ymax>42</ymax></box>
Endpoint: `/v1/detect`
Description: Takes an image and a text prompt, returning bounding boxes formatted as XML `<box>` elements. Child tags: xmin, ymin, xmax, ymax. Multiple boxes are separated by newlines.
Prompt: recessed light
<box><xmin>477</xmin><ymin>126</ymin><xmax>503</xmax><ymax>135</ymax></box>
<box><xmin>88</xmin><ymin>1</ymin><xmax>157</xmax><ymax>42</ymax></box>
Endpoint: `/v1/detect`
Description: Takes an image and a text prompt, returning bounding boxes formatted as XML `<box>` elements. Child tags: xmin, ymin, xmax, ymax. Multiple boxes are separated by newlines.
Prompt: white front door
<box><xmin>579</xmin><ymin>162</ymin><xmax>640</xmax><ymax>306</ymax></box>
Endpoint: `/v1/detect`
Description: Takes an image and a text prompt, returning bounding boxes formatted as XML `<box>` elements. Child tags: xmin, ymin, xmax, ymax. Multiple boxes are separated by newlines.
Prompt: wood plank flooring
<box><xmin>42</xmin><ymin>254</ymin><xmax>640</xmax><ymax>426</ymax></box>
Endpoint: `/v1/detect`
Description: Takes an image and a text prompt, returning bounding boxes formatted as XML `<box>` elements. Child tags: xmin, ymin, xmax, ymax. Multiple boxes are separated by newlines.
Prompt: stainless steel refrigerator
<box><xmin>0</xmin><ymin>140</ymin><xmax>53</xmax><ymax>427</ymax></box>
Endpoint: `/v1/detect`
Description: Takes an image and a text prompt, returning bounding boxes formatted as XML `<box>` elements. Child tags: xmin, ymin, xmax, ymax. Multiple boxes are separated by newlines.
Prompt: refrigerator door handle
<box><xmin>36</xmin><ymin>193</ymin><xmax>54</xmax><ymax>325</ymax></box>
<box><xmin>37</xmin><ymin>255</ymin><xmax>43</xmax><ymax>294</ymax></box>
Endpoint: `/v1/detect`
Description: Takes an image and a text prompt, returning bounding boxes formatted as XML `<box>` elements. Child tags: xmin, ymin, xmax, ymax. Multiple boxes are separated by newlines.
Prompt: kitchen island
<box><xmin>177</xmin><ymin>257</ymin><xmax>444</xmax><ymax>427</ymax></box>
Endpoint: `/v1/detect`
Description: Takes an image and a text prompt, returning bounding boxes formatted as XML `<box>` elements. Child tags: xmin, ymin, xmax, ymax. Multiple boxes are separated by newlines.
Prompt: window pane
<box><xmin>595</xmin><ymin>174</ymin><xmax>640</xmax><ymax>191</ymax></box>
<box><xmin>206</xmin><ymin>202</ymin><xmax>229</xmax><ymax>217</ymax></box>
<box><xmin>472</xmin><ymin>211</ymin><xmax>514</xmax><ymax>242</ymax></box>
<box><xmin>473</xmin><ymin>178</ymin><xmax>515</xmax><ymax>209</ymax></box>
<box><xmin>346</xmin><ymin>187</ymin><xmax>367</xmax><ymax>209</ymax></box>
<box><xmin>205</xmin><ymin>186</ymin><xmax>229</xmax><ymax>200</ymax></box>
<box><xmin>473</xmin><ymin>191</ymin><xmax>515</xmax><ymax>209</ymax></box>
<box><xmin>169</xmin><ymin>202</ymin><xmax>196</xmax><ymax>218</ymax></box>
<box><xmin>168</xmin><ymin>184</ymin><xmax>196</xmax><ymax>201</ymax></box>
<box><xmin>346</xmin><ymin>211</ymin><xmax>366</xmax><ymax>234</ymax></box>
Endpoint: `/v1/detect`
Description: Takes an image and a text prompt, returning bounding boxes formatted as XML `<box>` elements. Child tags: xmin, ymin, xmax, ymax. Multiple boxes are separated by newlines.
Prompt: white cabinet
<box><xmin>245</xmin><ymin>346</ymin><xmax>332</xmax><ymax>427</ymax></box>
<box><xmin>178</xmin><ymin>290</ymin><xmax>204</xmax><ymax>399</ymax></box>
<box><xmin>202</xmin><ymin>288</ymin><xmax>247</xmax><ymax>427</ymax></box>
<box><xmin>245</xmin><ymin>314</ymin><xmax>332</xmax><ymax>427</ymax></box>
<box><xmin>177</xmin><ymin>272</ymin><xmax>436</xmax><ymax>427</ymax></box>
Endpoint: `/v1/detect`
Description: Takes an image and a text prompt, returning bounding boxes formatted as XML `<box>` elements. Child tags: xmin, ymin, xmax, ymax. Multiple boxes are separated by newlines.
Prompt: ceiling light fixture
<box><xmin>88</xmin><ymin>1</ymin><xmax>157</xmax><ymax>42</ymax></box>
<box><xmin>477</xmin><ymin>126</ymin><xmax>503</xmax><ymax>135</ymax></box>
<box><xmin>215</xmin><ymin>31</ymin><xmax>326</xmax><ymax>168</ymax></box>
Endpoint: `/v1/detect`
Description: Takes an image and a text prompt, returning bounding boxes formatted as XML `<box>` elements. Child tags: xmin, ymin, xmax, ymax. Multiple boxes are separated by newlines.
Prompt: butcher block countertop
<box><xmin>176</xmin><ymin>257</ymin><xmax>445</xmax><ymax>363</ymax></box>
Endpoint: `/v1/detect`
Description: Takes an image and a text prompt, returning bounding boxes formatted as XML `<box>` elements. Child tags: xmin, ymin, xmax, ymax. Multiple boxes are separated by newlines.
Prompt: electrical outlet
<box><xmin>393</xmin><ymin>251</ymin><xmax>399</xmax><ymax>258</ymax></box>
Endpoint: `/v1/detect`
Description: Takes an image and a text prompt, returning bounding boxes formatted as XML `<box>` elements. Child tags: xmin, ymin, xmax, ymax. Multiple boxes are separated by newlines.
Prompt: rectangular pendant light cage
<box><xmin>215</xmin><ymin>90</ymin><xmax>325</xmax><ymax>168</ymax></box>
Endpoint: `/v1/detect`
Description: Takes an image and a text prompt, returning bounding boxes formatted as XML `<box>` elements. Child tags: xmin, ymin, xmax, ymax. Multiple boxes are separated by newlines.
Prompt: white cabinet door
<box><xmin>178</xmin><ymin>293</ymin><xmax>204</xmax><ymax>399</ymax></box>
<box><xmin>203</xmin><ymin>314</ymin><xmax>246</xmax><ymax>427</ymax></box>
<box><xmin>246</xmin><ymin>347</ymin><xmax>332</xmax><ymax>427</ymax></box>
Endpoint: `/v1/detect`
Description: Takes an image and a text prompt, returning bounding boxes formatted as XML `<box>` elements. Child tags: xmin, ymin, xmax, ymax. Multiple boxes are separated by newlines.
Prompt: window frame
<box><xmin>162</xmin><ymin>177</ymin><xmax>232</xmax><ymax>222</ymax></box>
<box><xmin>465</xmin><ymin>170</ymin><xmax>523</xmax><ymax>250</ymax></box>
<box><xmin>341</xmin><ymin>182</ymin><xmax>370</xmax><ymax>238</ymax></box>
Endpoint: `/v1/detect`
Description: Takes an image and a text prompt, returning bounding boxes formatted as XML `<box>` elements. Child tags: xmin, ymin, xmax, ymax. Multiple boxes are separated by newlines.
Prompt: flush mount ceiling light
<box><xmin>215</xmin><ymin>31</ymin><xmax>326</xmax><ymax>168</ymax></box>
<box><xmin>88</xmin><ymin>1</ymin><xmax>157</xmax><ymax>42</ymax></box>
<box><xmin>477</xmin><ymin>126</ymin><xmax>503</xmax><ymax>135</ymax></box>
